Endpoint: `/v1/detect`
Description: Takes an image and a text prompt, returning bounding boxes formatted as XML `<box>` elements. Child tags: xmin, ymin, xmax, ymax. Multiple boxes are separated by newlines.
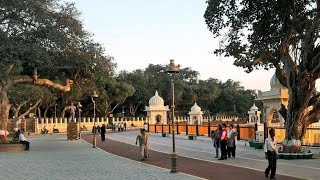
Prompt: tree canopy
<box><xmin>0</xmin><ymin>0</ymin><xmax>115</xmax><ymax>129</ymax></box>
<box><xmin>204</xmin><ymin>0</ymin><xmax>320</xmax><ymax>142</ymax></box>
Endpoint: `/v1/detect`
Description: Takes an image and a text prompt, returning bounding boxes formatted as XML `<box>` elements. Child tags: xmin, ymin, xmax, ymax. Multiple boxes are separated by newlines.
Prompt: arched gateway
<box><xmin>144</xmin><ymin>91</ymin><xmax>170</xmax><ymax>124</ymax></box>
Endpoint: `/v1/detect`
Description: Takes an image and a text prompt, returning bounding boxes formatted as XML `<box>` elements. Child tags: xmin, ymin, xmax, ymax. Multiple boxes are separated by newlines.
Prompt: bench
<box><xmin>0</xmin><ymin>143</ymin><xmax>25</xmax><ymax>152</ymax></box>
<box><xmin>188</xmin><ymin>134</ymin><xmax>197</xmax><ymax>140</ymax></box>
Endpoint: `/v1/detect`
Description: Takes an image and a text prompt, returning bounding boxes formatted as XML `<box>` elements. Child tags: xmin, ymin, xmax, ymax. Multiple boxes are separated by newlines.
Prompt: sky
<box><xmin>68</xmin><ymin>0</ymin><xmax>276</xmax><ymax>91</ymax></box>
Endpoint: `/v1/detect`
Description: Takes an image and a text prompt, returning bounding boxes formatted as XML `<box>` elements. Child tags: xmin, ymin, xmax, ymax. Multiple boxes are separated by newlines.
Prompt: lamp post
<box><xmin>91</xmin><ymin>91</ymin><xmax>99</xmax><ymax>148</ymax></box>
<box><xmin>77</xmin><ymin>102</ymin><xmax>82</xmax><ymax>139</ymax></box>
<box><xmin>165</xmin><ymin>59</ymin><xmax>180</xmax><ymax>173</ymax></box>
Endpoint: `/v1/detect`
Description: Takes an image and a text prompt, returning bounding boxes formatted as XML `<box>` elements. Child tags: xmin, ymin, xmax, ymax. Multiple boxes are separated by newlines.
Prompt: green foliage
<box><xmin>0</xmin><ymin>0</ymin><xmax>115</xmax><ymax>121</ymax></box>
<box><xmin>204</xmin><ymin>0</ymin><xmax>320</xmax><ymax>140</ymax></box>
<box><xmin>117</xmin><ymin>63</ymin><xmax>256</xmax><ymax>117</ymax></box>
<box><xmin>204</xmin><ymin>0</ymin><xmax>318</xmax><ymax>73</ymax></box>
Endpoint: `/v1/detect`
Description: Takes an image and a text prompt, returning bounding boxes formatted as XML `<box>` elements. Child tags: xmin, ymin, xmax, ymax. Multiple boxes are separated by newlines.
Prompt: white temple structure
<box><xmin>188</xmin><ymin>102</ymin><xmax>203</xmax><ymax>124</ymax></box>
<box><xmin>144</xmin><ymin>91</ymin><xmax>169</xmax><ymax>124</ymax></box>
<box><xmin>256</xmin><ymin>74</ymin><xmax>288</xmax><ymax>127</ymax></box>
<box><xmin>247</xmin><ymin>103</ymin><xmax>261</xmax><ymax>124</ymax></box>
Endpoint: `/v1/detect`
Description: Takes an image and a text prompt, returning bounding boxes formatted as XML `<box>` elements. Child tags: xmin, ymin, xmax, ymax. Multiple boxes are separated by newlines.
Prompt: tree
<box><xmin>118</xmin><ymin>70</ymin><xmax>151</xmax><ymax>116</ymax></box>
<box><xmin>0</xmin><ymin>0</ymin><xmax>114</xmax><ymax>130</ymax></box>
<box><xmin>205</xmin><ymin>0</ymin><xmax>320</xmax><ymax>152</ymax></box>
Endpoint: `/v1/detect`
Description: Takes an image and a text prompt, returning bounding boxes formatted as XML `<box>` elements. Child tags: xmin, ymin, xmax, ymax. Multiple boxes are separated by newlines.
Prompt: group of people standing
<box><xmin>211</xmin><ymin>123</ymin><xmax>237</xmax><ymax>160</ymax></box>
<box><xmin>111</xmin><ymin>122</ymin><xmax>127</xmax><ymax>132</ymax></box>
<box><xmin>211</xmin><ymin>124</ymin><xmax>278</xmax><ymax>179</ymax></box>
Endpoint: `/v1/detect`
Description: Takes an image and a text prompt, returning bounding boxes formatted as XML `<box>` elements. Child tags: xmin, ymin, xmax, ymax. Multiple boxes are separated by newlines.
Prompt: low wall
<box><xmin>7</xmin><ymin>117</ymin><xmax>146</xmax><ymax>134</ymax></box>
<box><xmin>267</xmin><ymin>127</ymin><xmax>320</xmax><ymax>146</ymax></box>
<box><xmin>149</xmin><ymin>124</ymin><xmax>320</xmax><ymax>146</ymax></box>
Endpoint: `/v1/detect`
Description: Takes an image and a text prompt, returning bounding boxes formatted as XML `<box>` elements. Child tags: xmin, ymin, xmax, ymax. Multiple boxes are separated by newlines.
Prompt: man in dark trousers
<box><xmin>264</xmin><ymin>128</ymin><xmax>277</xmax><ymax>179</ymax></box>
<box><xmin>100</xmin><ymin>124</ymin><xmax>106</xmax><ymax>141</ymax></box>
<box><xmin>18</xmin><ymin>130</ymin><xmax>30</xmax><ymax>151</ymax></box>
<box><xmin>218</xmin><ymin>123</ymin><xmax>228</xmax><ymax>160</ymax></box>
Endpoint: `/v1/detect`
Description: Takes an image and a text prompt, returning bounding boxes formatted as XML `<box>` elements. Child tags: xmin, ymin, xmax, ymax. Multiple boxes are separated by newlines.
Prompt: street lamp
<box><xmin>77</xmin><ymin>102</ymin><xmax>82</xmax><ymax>139</ymax></box>
<box><xmin>91</xmin><ymin>91</ymin><xmax>99</xmax><ymax>148</ymax></box>
<box><xmin>165</xmin><ymin>59</ymin><xmax>180</xmax><ymax>173</ymax></box>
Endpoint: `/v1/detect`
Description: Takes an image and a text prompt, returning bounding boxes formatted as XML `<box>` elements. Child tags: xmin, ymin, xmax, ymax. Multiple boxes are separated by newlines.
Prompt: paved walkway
<box><xmin>1</xmin><ymin>132</ymin><xmax>319</xmax><ymax>180</ymax></box>
<box><xmin>0</xmin><ymin>134</ymin><xmax>199</xmax><ymax>180</ymax></box>
<box><xmin>98</xmin><ymin>130</ymin><xmax>320</xmax><ymax>180</ymax></box>
<box><xmin>82</xmin><ymin>133</ymin><xmax>302</xmax><ymax>180</ymax></box>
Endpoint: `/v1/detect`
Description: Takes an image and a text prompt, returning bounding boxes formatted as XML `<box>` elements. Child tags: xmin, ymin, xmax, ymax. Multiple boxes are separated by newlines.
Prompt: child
<box><xmin>135</xmin><ymin>129</ymin><xmax>148</xmax><ymax>160</ymax></box>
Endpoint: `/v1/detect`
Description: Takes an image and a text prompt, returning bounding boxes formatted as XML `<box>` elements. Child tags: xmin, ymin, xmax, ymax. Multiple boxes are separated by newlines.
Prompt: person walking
<box><xmin>100</xmin><ymin>124</ymin><xmax>106</xmax><ymax>141</ymax></box>
<box><xmin>124</xmin><ymin>122</ymin><xmax>127</xmax><ymax>131</ymax></box>
<box><xmin>97</xmin><ymin>125</ymin><xmax>101</xmax><ymax>134</ymax></box>
<box><xmin>135</xmin><ymin>129</ymin><xmax>148</xmax><ymax>161</ymax></box>
<box><xmin>120</xmin><ymin>122</ymin><xmax>124</xmax><ymax>132</ymax></box>
<box><xmin>264</xmin><ymin>128</ymin><xmax>278</xmax><ymax>179</ymax></box>
<box><xmin>143</xmin><ymin>122</ymin><xmax>148</xmax><ymax>132</ymax></box>
<box><xmin>218</xmin><ymin>123</ymin><xmax>228</xmax><ymax>160</ymax></box>
<box><xmin>117</xmin><ymin>123</ymin><xmax>121</xmax><ymax>132</ymax></box>
<box><xmin>227</xmin><ymin>124</ymin><xmax>237</xmax><ymax>158</ymax></box>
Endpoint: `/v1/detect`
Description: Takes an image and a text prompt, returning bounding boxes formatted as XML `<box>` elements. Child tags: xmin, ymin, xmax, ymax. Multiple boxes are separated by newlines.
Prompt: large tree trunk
<box><xmin>283</xmin><ymin>72</ymin><xmax>316</xmax><ymax>153</ymax></box>
<box><xmin>0</xmin><ymin>89</ymin><xmax>11</xmax><ymax>130</ymax></box>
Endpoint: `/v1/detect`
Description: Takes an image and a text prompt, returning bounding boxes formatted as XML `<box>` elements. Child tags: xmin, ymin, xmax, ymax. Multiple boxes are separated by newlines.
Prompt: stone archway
<box><xmin>266</xmin><ymin>108</ymin><xmax>279</xmax><ymax>126</ymax></box>
<box><xmin>156</xmin><ymin>115</ymin><xmax>161</xmax><ymax>124</ymax></box>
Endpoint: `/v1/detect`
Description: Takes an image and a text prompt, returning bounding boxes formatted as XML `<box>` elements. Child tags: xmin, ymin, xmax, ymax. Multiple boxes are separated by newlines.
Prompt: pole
<box><xmin>171</xmin><ymin>77</ymin><xmax>177</xmax><ymax>173</ymax></box>
<box><xmin>92</xmin><ymin>98</ymin><xmax>96</xmax><ymax>148</ymax></box>
<box><xmin>78</xmin><ymin>104</ymin><xmax>81</xmax><ymax>139</ymax></box>
<box><xmin>54</xmin><ymin>104</ymin><xmax>57</xmax><ymax>120</ymax></box>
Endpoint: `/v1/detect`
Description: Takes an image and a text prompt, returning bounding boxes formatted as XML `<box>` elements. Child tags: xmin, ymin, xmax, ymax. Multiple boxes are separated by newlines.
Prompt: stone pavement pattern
<box><xmin>102</xmin><ymin>131</ymin><xmax>320</xmax><ymax>180</ymax></box>
<box><xmin>0</xmin><ymin>134</ymin><xmax>199</xmax><ymax>180</ymax></box>
<box><xmin>82</xmin><ymin>133</ymin><xmax>301</xmax><ymax>180</ymax></box>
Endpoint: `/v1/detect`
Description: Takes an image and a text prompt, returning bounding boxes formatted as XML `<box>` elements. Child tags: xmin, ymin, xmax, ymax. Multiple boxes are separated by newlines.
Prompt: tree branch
<box><xmin>14</xmin><ymin>99</ymin><xmax>41</xmax><ymax>127</ymax></box>
<box><xmin>13</xmin><ymin>76</ymin><xmax>73</xmax><ymax>92</ymax></box>
<box><xmin>279</xmin><ymin>104</ymin><xmax>287</xmax><ymax>123</ymax></box>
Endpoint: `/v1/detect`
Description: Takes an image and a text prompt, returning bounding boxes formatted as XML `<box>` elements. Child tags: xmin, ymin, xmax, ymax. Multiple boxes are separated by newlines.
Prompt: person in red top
<box><xmin>218</xmin><ymin>123</ymin><xmax>228</xmax><ymax>160</ymax></box>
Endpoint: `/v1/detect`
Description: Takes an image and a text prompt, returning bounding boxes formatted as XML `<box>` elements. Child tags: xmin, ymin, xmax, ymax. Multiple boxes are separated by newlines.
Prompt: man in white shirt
<box><xmin>18</xmin><ymin>130</ymin><xmax>30</xmax><ymax>151</ymax></box>
<box><xmin>264</xmin><ymin>128</ymin><xmax>277</xmax><ymax>179</ymax></box>
<box><xmin>143</xmin><ymin>122</ymin><xmax>148</xmax><ymax>132</ymax></box>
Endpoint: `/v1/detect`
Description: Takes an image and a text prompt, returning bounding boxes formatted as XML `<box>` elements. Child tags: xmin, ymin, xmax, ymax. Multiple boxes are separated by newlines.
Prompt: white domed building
<box><xmin>256</xmin><ymin>73</ymin><xmax>288</xmax><ymax>126</ymax></box>
<box><xmin>247</xmin><ymin>103</ymin><xmax>261</xmax><ymax>124</ymax></box>
<box><xmin>145</xmin><ymin>91</ymin><xmax>170</xmax><ymax>124</ymax></box>
<box><xmin>188</xmin><ymin>102</ymin><xmax>203</xmax><ymax>125</ymax></box>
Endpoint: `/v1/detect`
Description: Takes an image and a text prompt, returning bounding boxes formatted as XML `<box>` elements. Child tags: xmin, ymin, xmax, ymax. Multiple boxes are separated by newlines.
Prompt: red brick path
<box><xmin>82</xmin><ymin>134</ymin><xmax>301</xmax><ymax>180</ymax></box>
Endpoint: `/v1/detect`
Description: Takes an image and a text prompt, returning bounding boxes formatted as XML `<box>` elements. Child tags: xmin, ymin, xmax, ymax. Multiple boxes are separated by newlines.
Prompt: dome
<box><xmin>190</xmin><ymin>102</ymin><xmax>201</xmax><ymax>112</ymax></box>
<box><xmin>250</xmin><ymin>103</ymin><xmax>258</xmax><ymax>111</ymax></box>
<box><xmin>148</xmin><ymin>91</ymin><xmax>164</xmax><ymax>106</ymax></box>
<box><xmin>270</xmin><ymin>74</ymin><xmax>282</xmax><ymax>88</ymax></box>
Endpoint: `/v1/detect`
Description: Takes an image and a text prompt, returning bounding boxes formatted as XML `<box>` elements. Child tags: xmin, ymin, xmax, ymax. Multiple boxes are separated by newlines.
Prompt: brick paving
<box><xmin>0</xmin><ymin>134</ymin><xmax>200</xmax><ymax>180</ymax></box>
<box><xmin>82</xmin><ymin>133</ymin><xmax>302</xmax><ymax>180</ymax></box>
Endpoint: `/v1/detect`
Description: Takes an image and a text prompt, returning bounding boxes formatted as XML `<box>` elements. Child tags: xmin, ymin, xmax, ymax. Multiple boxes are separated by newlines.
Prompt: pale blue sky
<box><xmin>69</xmin><ymin>0</ymin><xmax>275</xmax><ymax>91</ymax></box>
